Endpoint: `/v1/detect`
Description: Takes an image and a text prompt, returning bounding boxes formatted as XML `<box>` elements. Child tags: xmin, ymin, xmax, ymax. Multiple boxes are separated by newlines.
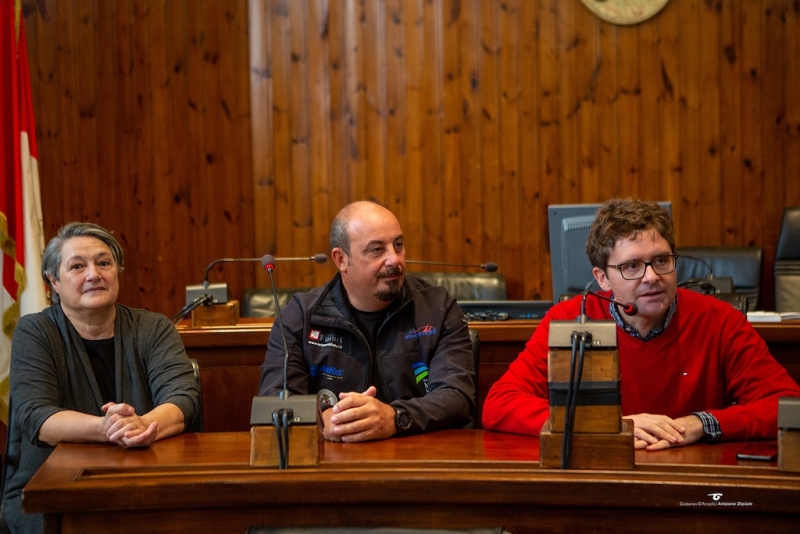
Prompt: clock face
<box><xmin>580</xmin><ymin>0</ymin><xmax>671</xmax><ymax>26</ymax></box>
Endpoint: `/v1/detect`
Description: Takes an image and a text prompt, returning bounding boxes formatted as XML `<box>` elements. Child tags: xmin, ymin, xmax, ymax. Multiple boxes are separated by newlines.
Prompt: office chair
<box><xmin>675</xmin><ymin>246</ymin><xmax>763</xmax><ymax>311</ymax></box>
<box><xmin>775</xmin><ymin>207</ymin><xmax>800</xmax><ymax>312</ymax></box>
<box><xmin>409</xmin><ymin>272</ymin><xmax>507</xmax><ymax>301</ymax></box>
<box><xmin>241</xmin><ymin>287</ymin><xmax>312</xmax><ymax>318</ymax></box>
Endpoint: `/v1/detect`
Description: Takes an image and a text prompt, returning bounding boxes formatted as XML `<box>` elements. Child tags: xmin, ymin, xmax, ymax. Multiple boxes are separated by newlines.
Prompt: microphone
<box><xmin>681</xmin><ymin>254</ymin><xmax>714</xmax><ymax>278</ymax></box>
<box><xmin>176</xmin><ymin>254</ymin><xmax>328</xmax><ymax>324</ymax></box>
<box><xmin>582</xmin><ymin>291</ymin><xmax>638</xmax><ymax>317</ymax></box>
<box><xmin>677</xmin><ymin>255</ymin><xmax>733</xmax><ymax>294</ymax></box>
<box><xmin>201</xmin><ymin>254</ymin><xmax>327</xmax><ymax>290</ymax></box>
<box><xmin>406</xmin><ymin>259</ymin><xmax>498</xmax><ymax>272</ymax></box>
<box><xmin>250</xmin><ymin>254</ymin><xmax>317</xmax><ymax>469</ymax></box>
<box><xmin>550</xmin><ymin>287</ymin><xmax>624</xmax><ymax>469</ymax></box>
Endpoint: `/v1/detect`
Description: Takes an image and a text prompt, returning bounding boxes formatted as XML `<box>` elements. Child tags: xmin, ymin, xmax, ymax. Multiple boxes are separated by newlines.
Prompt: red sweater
<box><xmin>482</xmin><ymin>289</ymin><xmax>800</xmax><ymax>441</ymax></box>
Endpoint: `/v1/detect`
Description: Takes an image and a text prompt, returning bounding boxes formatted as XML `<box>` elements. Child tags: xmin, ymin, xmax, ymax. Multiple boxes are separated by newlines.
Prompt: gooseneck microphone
<box><xmin>202</xmin><ymin>254</ymin><xmax>327</xmax><ymax>288</ymax></box>
<box><xmin>250</xmin><ymin>254</ymin><xmax>318</xmax><ymax>469</ymax></box>
<box><xmin>406</xmin><ymin>260</ymin><xmax>498</xmax><ymax>272</ymax></box>
<box><xmin>557</xmin><ymin>287</ymin><xmax>629</xmax><ymax>469</ymax></box>
<box><xmin>580</xmin><ymin>290</ymin><xmax>638</xmax><ymax>317</ymax></box>
<box><xmin>676</xmin><ymin>255</ymin><xmax>735</xmax><ymax>294</ymax></box>
<box><xmin>173</xmin><ymin>253</ymin><xmax>328</xmax><ymax>325</ymax></box>
<box><xmin>170</xmin><ymin>294</ymin><xmax>215</xmax><ymax>325</ymax></box>
<box><xmin>261</xmin><ymin>254</ymin><xmax>293</xmax><ymax>402</ymax></box>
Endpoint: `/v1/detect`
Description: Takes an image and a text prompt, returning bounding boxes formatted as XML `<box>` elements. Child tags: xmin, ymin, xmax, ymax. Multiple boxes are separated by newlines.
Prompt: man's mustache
<box><xmin>377</xmin><ymin>266</ymin><xmax>404</xmax><ymax>279</ymax></box>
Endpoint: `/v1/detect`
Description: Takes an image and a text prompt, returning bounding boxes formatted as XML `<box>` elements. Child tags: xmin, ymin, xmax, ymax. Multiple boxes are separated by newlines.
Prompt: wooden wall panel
<box><xmin>24</xmin><ymin>0</ymin><xmax>255</xmax><ymax>316</ymax></box>
<box><xmin>23</xmin><ymin>0</ymin><xmax>800</xmax><ymax>316</ymax></box>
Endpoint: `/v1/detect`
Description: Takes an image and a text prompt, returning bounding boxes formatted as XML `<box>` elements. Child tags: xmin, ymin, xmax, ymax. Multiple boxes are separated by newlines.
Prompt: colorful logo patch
<box><xmin>307</xmin><ymin>330</ymin><xmax>343</xmax><ymax>350</ymax></box>
<box><xmin>412</xmin><ymin>361</ymin><xmax>429</xmax><ymax>384</ymax></box>
<box><xmin>404</xmin><ymin>324</ymin><xmax>437</xmax><ymax>340</ymax></box>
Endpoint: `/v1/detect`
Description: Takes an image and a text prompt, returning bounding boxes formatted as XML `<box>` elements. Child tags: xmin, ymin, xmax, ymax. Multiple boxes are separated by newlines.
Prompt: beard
<box><xmin>375</xmin><ymin>266</ymin><xmax>404</xmax><ymax>301</ymax></box>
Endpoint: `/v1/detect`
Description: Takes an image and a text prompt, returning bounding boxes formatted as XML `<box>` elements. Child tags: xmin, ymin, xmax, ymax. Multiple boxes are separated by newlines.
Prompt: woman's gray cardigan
<box><xmin>2</xmin><ymin>303</ymin><xmax>200</xmax><ymax>533</ymax></box>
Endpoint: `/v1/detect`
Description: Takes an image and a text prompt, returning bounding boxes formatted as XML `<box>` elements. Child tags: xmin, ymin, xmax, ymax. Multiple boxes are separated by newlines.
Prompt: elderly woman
<box><xmin>2</xmin><ymin>222</ymin><xmax>201</xmax><ymax>534</ymax></box>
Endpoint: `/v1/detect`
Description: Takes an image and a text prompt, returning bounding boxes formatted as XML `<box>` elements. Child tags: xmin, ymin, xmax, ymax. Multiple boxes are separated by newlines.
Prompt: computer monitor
<box><xmin>547</xmin><ymin>201</ymin><xmax>673</xmax><ymax>301</ymax></box>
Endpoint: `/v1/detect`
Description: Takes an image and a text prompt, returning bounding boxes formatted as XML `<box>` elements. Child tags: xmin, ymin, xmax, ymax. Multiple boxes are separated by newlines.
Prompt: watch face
<box><xmin>395</xmin><ymin>409</ymin><xmax>412</xmax><ymax>432</ymax></box>
<box><xmin>317</xmin><ymin>389</ymin><xmax>338</xmax><ymax>411</ymax></box>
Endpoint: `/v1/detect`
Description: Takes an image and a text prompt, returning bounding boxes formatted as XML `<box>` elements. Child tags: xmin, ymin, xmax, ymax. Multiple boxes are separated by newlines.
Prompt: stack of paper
<box><xmin>746</xmin><ymin>311</ymin><xmax>800</xmax><ymax>323</ymax></box>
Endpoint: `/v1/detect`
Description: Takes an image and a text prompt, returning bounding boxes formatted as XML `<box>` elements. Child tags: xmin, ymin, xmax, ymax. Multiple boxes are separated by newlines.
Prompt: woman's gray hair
<box><xmin>41</xmin><ymin>222</ymin><xmax>124</xmax><ymax>304</ymax></box>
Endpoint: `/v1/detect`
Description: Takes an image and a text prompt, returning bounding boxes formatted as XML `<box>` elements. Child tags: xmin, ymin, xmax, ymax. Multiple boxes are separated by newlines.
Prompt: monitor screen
<box><xmin>547</xmin><ymin>201</ymin><xmax>673</xmax><ymax>301</ymax></box>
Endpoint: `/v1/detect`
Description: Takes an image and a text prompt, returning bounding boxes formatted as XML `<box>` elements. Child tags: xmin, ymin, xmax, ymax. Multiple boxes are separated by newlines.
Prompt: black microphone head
<box><xmin>312</xmin><ymin>253</ymin><xmax>328</xmax><ymax>264</ymax></box>
<box><xmin>261</xmin><ymin>254</ymin><xmax>276</xmax><ymax>271</ymax></box>
<box><xmin>482</xmin><ymin>262</ymin><xmax>498</xmax><ymax>272</ymax></box>
<box><xmin>620</xmin><ymin>301</ymin><xmax>638</xmax><ymax>316</ymax></box>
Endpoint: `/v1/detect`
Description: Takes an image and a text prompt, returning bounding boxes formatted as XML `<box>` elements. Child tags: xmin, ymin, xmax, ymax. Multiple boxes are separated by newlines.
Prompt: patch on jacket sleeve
<box><xmin>308</xmin><ymin>329</ymin><xmax>343</xmax><ymax>350</ymax></box>
<box><xmin>412</xmin><ymin>361</ymin><xmax>431</xmax><ymax>393</ymax></box>
<box><xmin>404</xmin><ymin>324</ymin><xmax>437</xmax><ymax>339</ymax></box>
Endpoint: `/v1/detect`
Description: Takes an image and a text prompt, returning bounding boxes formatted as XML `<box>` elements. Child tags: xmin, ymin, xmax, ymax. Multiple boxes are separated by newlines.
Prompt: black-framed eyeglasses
<box><xmin>608</xmin><ymin>254</ymin><xmax>678</xmax><ymax>280</ymax></box>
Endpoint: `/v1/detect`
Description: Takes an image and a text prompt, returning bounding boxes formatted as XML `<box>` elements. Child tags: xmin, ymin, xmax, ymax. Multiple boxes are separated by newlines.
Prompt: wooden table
<box><xmin>178</xmin><ymin>319</ymin><xmax>800</xmax><ymax>433</ymax></box>
<box><xmin>22</xmin><ymin>430</ymin><xmax>800</xmax><ymax>534</ymax></box>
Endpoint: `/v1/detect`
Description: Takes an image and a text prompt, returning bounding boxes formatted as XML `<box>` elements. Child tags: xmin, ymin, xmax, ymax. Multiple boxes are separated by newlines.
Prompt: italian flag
<box><xmin>1</xmin><ymin>0</ymin><xmax>48</xmax><ymax>424</ymax></box>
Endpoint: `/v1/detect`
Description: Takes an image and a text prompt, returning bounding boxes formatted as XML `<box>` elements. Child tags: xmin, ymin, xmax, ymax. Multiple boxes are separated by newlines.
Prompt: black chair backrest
<box><xmin>775</xmin><ymin>207</ymin><xmax>800</xmax><ymax>312</ymax></box>
<box><xmin>241</xmin><ymin>287</ymin><xmax>312</xmax><ymax>318</ymax></box>
<box><xmin>408</xmin><ymin>272</ymin><xmax>507</xmax><ymax>301</ymax></box>
<box><xmin>776</xmin><ymin>207</ymin><xmax>800</xmax><ymax>261</ymax></box>
<box><xmin>675</xmin><ymin>246</ymin><xmax>763</xmax><ymax>311</ymax></box>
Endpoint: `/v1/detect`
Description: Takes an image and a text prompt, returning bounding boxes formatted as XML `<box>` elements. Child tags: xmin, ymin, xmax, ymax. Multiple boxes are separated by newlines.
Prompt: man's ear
<box><xmin>592</xmin><ymin>266</ymin><xmax>612</xmax><ymax>292</ymax></box>
<box><xmin>331</xmin><ymin>248</ymin><xmax>348</xmax><ymax>272</ymax></box>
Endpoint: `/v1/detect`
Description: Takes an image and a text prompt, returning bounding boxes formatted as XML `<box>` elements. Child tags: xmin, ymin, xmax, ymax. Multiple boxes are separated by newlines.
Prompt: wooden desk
<box><xmin>178</xmin><ymin>319</ymin><xmax>800</xmax><ymax>433</ymax></box>
<box><xmin>23</xmin><ymin>430</ymin><xmax>800</xmax><ymax>534</ymax></box>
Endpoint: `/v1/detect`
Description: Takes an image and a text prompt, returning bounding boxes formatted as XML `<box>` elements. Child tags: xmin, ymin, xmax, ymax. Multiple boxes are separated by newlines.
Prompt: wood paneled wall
<box><xmin>23</xmin><ymin>0</ymin><xmax>800</xmax><ymax>315</ymax></box>
<box><xmin>23</xmin><ymin>0</ymin><xmax>255</xmax><ymax>316</ymax></box>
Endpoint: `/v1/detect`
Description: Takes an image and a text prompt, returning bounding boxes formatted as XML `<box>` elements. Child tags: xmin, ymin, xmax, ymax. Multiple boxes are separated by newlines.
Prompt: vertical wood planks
<box><xmin>24</xmin><ymin>0</ymin><xmax>800</xmax><ymax>314</ymax></box>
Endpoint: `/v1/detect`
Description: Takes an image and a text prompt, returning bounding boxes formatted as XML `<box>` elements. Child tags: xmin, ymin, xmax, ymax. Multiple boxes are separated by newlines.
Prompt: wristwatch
<box><xmin>394</xmin><ymin>407</ymin><xmax>413</xmax><ymax>434</ymax></box>
<box><xmin>317</xmin><ymin>389</ymin><xmax>338</xmax><ymax>429</ymax></box>
<box><xmin>317</xmin><ymin>389</ymin><xmax>338</xmax><ymax>412</ymax></box>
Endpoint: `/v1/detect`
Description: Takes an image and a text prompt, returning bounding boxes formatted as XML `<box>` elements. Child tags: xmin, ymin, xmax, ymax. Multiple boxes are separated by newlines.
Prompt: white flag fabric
<box><xmin>1</xmin><ymin>0</ymin><xmax>48</xmax><ymax>424</ymax></box>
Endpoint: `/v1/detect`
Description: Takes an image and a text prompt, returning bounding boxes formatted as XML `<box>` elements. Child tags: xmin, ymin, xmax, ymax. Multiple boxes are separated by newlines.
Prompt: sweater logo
<box><xmin>308</xmin><ymin>329</ymin><xmax>343</xmax><ymax>349</ymax></box>
<box><xmin>404</xmin><ymin>324</ymin><xmax>437</xmax><ymax>339</ymax></box>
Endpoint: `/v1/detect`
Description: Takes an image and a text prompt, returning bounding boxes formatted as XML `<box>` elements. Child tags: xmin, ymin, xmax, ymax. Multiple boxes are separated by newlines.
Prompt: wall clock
<box><xmin>580</xmin><ymin>0</ymin><xmax>671</xmax><ymax>26</ymax></box>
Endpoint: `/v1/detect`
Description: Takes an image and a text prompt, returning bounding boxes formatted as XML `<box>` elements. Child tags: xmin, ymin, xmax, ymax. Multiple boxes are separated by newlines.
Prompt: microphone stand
<box><xmin>250</xmin><ymin>255</ymin><xmax>319</xmax><ymax>469</ymax></box>
<box><xmin>176</xmin><ymin>254</ymin><xmax>328</xmax><ymax>325</ymax></box>
<box><xmin>677</xmin><ymin>255</ymin><xmax>733</xmax><ymax>294</ymax></box>
<box><xmin>561</xmin><ymin>291</ymin><xmax>592</xmax><ymax>469</ymax></box>
<box><xmin>171</xmin><ymin>294</ymin><xmax>215</xmax><ymax>325</ymax></box>
<box><xmin>546</xmin><ymin>290</ymin><xmax>635</xmax><ymax>469</ymax></box>
<box><xmin>406</xmin><ymin>260</ymin><xmax>498</xmax><ymax>272</ymax></box>
<box><xmin>202</xmin><ymin>255</ymin><xmax>328</xmax><ymax>287</ymax></box>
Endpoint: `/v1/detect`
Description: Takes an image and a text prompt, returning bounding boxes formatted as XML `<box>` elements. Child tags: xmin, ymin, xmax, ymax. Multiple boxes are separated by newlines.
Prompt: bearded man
<box><xmin>258</xmin><ymin>201</ymin><xmax>475</xmax><ymax>442</ymax></box>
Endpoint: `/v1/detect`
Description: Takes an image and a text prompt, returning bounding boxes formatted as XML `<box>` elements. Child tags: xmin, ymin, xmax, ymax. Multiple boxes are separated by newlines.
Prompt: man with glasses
<box><xmin>483</xmin><ymin>198</ymin><xmax>800</xmax><ymax>450</ymax></box>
